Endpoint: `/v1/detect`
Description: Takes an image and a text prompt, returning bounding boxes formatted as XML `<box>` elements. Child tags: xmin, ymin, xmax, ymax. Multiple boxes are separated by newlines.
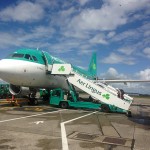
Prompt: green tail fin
<box><xmin>88</xmin><ymin>52</ymin><xmax>97</xmax><ymax>77</ymax></box>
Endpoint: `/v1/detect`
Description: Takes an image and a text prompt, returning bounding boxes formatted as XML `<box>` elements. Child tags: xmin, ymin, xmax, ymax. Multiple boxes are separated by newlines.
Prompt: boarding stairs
<box><xmin>51</xmin><ymin>64</ymin><xmax>133</xmax><ymax>111</ymax></box>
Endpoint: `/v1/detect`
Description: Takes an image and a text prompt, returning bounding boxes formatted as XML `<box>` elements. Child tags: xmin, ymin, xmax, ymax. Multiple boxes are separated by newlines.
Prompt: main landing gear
<box><xmin>28</xmin><ymin>90</ymin><xmax>38</xmax><ymax>105</ymax></box>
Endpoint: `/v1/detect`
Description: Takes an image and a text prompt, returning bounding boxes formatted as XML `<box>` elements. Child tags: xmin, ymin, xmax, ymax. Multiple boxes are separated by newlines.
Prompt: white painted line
<box><xmin>61</xmin><ymin>123</ymin><xmax>69</xmax><ymax>150</ymax></box>
<box><xmin>63</xmin><ymin>111</ymin><xmax>97</xmax><ymax>124</ymax></box>
<box><xmin>0</xmin><ymin>109</ymin><xmax>64</xmax><ymax>123</ymax></box>
<box><xmin>33</xmin><ymin>121</ymin><xmax>44</xmax><ymax>125</ymax></box>
<box><xmin>61</xmin><ymin>111</ymin><xmax>97</xmax><ymax>150</ymax></box>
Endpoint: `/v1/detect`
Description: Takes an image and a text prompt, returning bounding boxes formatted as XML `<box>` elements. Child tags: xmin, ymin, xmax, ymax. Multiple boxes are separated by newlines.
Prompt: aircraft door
<box><xmin>42</xmin><ymin>51</ymin><xmax>53</xmax><ymax>73</ymax></box>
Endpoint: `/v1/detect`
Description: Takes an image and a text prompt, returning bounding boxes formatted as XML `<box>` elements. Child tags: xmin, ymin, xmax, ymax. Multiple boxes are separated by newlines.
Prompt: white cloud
<box><xmin>78</xmin><ymin>0</ymin><xmax>91</xmax><ymax>6</ymax></box>
<box><xmin>0</xmin><ymin>32</ymin><xmax>22</xmax><ymax>49</ymax></box>
<box><xmin>144</xmin><ymin>30</ymin><xmax>150</xmax><ymax>37</ymax></box>
<box><xmin>136</xmin><ymin>68</ymin><xmax>150</xmax><ymax>80</ymax></box>
<box><xmin>112</xmin><ymin>30</ymin><xmax>137</xmax><ymax>42</ymax></box>
<box><xmin>107</xmin><ymin>31</ymin><xmax>116</xmax><ymax>38</ymax></box>
<box><xmin>112</xmin><ymin>22</ymin><xmax>150</xmax><ymax>44</ymax></box>
<box><xmin>101</xmin><ymin>52</ymin><xmax>135</xmax><ymax>65</ymax></box>
<box><xmin>143</xmin><ymin>47</ymin><xmax>150</xmax><ymax>58</ymax></box>
<box><xmin>110</xmin><ymin>82</ymin><xmax>150</xmax><ymax>94</ymax></box>
<box><xmin>107</xmin><ymin>22</ymin><xmax>150</xmax><ymax>59</ymax></box>
<box><xmin>117</xmin><ymin>47</ymin><xmax>135</xmax><ymax>55</ymax></box>
<box><xmin>60</xmin><ymin>7</ymin><xmax>75</xmax><ymax>18</ymax></box>
<box><xmin>0</xmin><ymin>25</ymin><xmax>55</xmax><ymax>50</ymax></box>
<box><xmin>63</xmin><ymin>29</ymin><xmax>90</xmax><ymax>39</ymax></box>
<box><xmin>0</xmin><ymin>1</ymin><xmax>45</xmax><ymax>22</ymax></box>
<box><xmin>100</xmin><ymin>67</ymin><xmax>127</xmax><ymax>79</ymax></box>
<box><xmin>68</xmin><ymin>8</ymin><xmax>126</xmax><ymax>31</ymax></box>
<box><xmin>21</xmin><ymin>26</ymin><xmax>55</xmax><ymax>41</ymax></box>
<box><xmin>89</xmin><ymin>34</ymin><xmax>108</xmax><ymax>45</ymax></box>
<box><xmin>100</xmin><ymin>68</ymin><xmax>150</xmax><ymax>94</ymax></box>
<box><xmin>68</xmin><ymin>0</ymin><xmax>149</xmax><ymax>32</ymax></box>
<box><xmin>121</xmin><ymin>68</ymin><xmax>150</xmax><ymax>94</ymax></box>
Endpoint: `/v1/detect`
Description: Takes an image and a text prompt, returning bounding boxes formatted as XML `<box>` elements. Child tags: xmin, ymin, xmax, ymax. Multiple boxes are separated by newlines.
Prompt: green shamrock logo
<box><xmin>92</xmin><ymin>63</ymin><xmax>96</xmax><ymax>70</ymax></box>
<box><xmin>58</xmin><ymin>66</ymin><xmax>65</xmax><ymax>72</ymax></box>
<box><xmin>102</xmin><ymin>93</ymin><xmax>110</xmax><ymax>100</ymax></box>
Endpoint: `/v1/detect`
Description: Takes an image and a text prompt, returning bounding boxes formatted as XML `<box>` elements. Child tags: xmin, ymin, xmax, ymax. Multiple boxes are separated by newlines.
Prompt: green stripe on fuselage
<box><xmin>7</xmin><ymin>48</ymin><xmax>95</xmax><ymax>79</ymax></box>
<box><xmin>7</xmin><ymin>49</ymin><xmax>46</xmax><ymax>65</ymax></box>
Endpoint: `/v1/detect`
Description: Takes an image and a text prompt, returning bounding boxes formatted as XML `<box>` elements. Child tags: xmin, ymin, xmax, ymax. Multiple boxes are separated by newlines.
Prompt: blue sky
<box><xmin>0</xmin><ymin>0</ymin><xmax>150</xmax><ymax>93</ymax></box>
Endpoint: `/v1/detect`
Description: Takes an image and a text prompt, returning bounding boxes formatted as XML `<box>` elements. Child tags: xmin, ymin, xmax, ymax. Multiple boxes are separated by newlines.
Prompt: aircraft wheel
<box><xmin>89</xmin><ymin>96</ymin><xmax>93</xmax><ymax>101</ymax></box>
<box><xmin>101</xmin><ymin>104</ymin><xmax>110</xmax><ymax>113</ymax></box>
<box><xmin>60</xmin><ymin>102</ymin><xmax>68</xmax><ymax>109</ymax></box>
<box><xmin>34</xmin><ymin>99</ymin><xmax>39</xmax><ymax>105</ymax></box>
<box><xmin>28</xmin><ymin>98</ymin><xmax>38</xmax><ymax>105</ymax></box>
<box><xmin>127</xmin><ymin>110</ymin><xmax>132</xmax><ymax>117</ymax></box>
<box><xmin>28</xmin><ymin>101</ymin><xmax>31</xmax><ymax>105</ymax></box>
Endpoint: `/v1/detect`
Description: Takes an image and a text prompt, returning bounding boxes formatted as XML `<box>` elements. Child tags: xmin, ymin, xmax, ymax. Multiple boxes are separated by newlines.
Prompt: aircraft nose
<box><xmin>0</xmin><ymin>59</ymin><xmax>14</xmax><ymax>79</ymax></box>
<box><xmin>0</xmin><ymin>59</ymin><xmax>8</xmax><ymax>73</ymax></box>
<box><xmin>0</xmin><ymin>59</ymin><xmax>25</xmax><ymax>85</ymax></box>
<box><xmin>0</xmin><ymin>59</ymin><xmax>6</xmax><ymax>74</ymax></box>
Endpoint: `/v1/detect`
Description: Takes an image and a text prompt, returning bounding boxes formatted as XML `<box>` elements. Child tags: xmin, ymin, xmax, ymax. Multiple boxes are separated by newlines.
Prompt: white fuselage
<box><xmin>0</xmin><ymin>59</ymin><xmax>69</xmax><ymax>90</ymax></box>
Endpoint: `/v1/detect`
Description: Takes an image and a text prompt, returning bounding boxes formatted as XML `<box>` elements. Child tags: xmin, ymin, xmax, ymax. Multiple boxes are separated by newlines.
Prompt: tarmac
<box><xmin>0</xmin><ymin>97</ymin><xmax>150</xmax><ymax>150</ymax></box>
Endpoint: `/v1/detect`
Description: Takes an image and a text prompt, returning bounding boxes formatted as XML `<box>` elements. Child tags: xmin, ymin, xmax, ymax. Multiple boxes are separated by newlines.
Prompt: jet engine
<box><xmin>9</xmin><ymin>84</ymin><xmax>30</xmax><ymax>96</ymax></box>
<box><xmin>9</xmin><ymin>84</ymin><xmax>38</xmax><ymax>105</ymax></box>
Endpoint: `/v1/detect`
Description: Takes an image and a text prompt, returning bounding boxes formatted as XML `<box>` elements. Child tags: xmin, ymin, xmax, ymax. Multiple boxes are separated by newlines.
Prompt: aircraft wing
<box><xmin>94</xmin><ymin>79</ymin><xmax>150</xmax><ymax>84</ymax></box>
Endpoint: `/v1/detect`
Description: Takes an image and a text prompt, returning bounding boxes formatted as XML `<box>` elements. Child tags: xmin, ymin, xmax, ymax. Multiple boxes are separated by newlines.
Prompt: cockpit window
<box><xmin>12</xmin><ymin>53</ymin><xmax>24</xmax><ymax>58</ymax></box>
<box><xmin>32</xmin><ymin>56</ymin><xmax>38</xmax><ymax>62</ymax></box>
<box><xmin>25</xmin><ymin>54</ymin><xmax>33</xmax><ymax>60</ymax></box>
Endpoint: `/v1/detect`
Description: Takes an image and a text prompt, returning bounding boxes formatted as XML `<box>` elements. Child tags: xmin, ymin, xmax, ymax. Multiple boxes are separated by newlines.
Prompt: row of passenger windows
<box><xmin>12</xmin><ymin>53</ymin><xmax>38</xmax><ymax>62</ymax></box>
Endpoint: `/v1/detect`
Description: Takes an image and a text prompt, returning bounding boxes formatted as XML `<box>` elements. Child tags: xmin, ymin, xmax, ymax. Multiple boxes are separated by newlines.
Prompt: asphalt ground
<box><xmin>0</xmin><ymin>97</ymin><xmax>150</xmax><ymax>150</ymax></box>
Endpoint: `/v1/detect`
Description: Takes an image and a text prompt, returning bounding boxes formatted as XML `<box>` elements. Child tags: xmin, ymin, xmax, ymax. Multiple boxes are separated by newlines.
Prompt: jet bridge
<box><xmin>51</xmin><ymin>64</ymin><xmax>133</xmax><ymax>111</ymax></box>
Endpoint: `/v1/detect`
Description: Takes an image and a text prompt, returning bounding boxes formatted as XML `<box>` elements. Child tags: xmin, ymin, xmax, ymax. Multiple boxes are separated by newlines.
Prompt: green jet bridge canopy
<box><xmin>51</xmin><ymin>64</ymin><xmax>133</xmax><ymax>111</ymax></box>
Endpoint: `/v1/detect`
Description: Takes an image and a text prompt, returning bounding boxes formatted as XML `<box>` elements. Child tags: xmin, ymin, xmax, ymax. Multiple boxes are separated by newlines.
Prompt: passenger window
<box><xmin>32</xmin><ymin>56</ymin><xmax>38</xmax><ymax>62</ymax></box>
<box><xmin>25</xmin><ymin>54</ymin><xmax>33</xmax><ymax>60</ymax></box>
<box><xmin>12</xmin><ymin>54</ymin><xmax>24</xmax><ymax>58</ymax></box>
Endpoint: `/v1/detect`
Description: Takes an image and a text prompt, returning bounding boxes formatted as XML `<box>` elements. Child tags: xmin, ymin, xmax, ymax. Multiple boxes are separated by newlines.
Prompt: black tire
<box><xmin>34</xmin><ymin>99</ymin><xmax>39</xmax><ymax>105</ymax></box>
<box><xmin>89</xmin><ymin>96</ymin><xmax>93</xmax><ymax>101</ymax></box>
<box><xmin>60</xmin><ymin>102</ymin><xmax>68</xmax><ymax>109</ymax></box>
<box><xmin>28</xmin><ymin>98</ymin><xmax>38</xmax><ymax>105</ymax></box>
<box><xmin>127</xmin><ymin>111</ymin><xmax>132</xmax><ymax>117</ymax></box>
<box><xmin>43</xmin><ymin>95</ymin><xmax>49</xmax><ymax>101</ymax></box>
<box><xmin>28</xmin><ymin>101</ymin><xmax>31</xmax><ymax>105</ymax></box>
<box><xmin>101</xmin><ymin>104</ymin><xmax>110</xmax><ymax>113</ymax></box>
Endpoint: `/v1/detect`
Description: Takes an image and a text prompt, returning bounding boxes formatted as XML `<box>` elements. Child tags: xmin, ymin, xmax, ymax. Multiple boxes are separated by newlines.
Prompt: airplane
<box><xmin>0</xmin><ymin>48</ymin><xmax>149</xmax><ymax>104</ymax></box>
<box><xmin>0</xmin><ymin>49</ymin><xmax>97</xmax><ymax>103</ymax></box>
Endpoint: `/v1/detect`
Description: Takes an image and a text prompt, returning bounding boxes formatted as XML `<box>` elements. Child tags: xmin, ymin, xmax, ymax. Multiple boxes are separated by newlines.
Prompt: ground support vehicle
<box><xmin>49</xmin><ymin>88</ymin><xmax>131</xmax><ymax>115</ymax></box>
<box><xmin>0</xmin><ymin>84</ymin><xmax>11</xmax><ymax>99</ymax></box>
<box><xmin>49</xmin><ymin>64</ymin><xmax>133</xmax><ymax>116</ymax></box>
<box><xmin>40</xmin><ymin>89</ymin><xmax>50</xmax><ymax>101</ymax></box>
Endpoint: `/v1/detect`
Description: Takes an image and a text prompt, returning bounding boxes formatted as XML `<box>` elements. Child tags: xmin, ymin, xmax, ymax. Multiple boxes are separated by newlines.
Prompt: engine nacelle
<box><xmin>9</xmin><ymin>84</ymin><xmax>30</xmax><ymax>96</ymax></box>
